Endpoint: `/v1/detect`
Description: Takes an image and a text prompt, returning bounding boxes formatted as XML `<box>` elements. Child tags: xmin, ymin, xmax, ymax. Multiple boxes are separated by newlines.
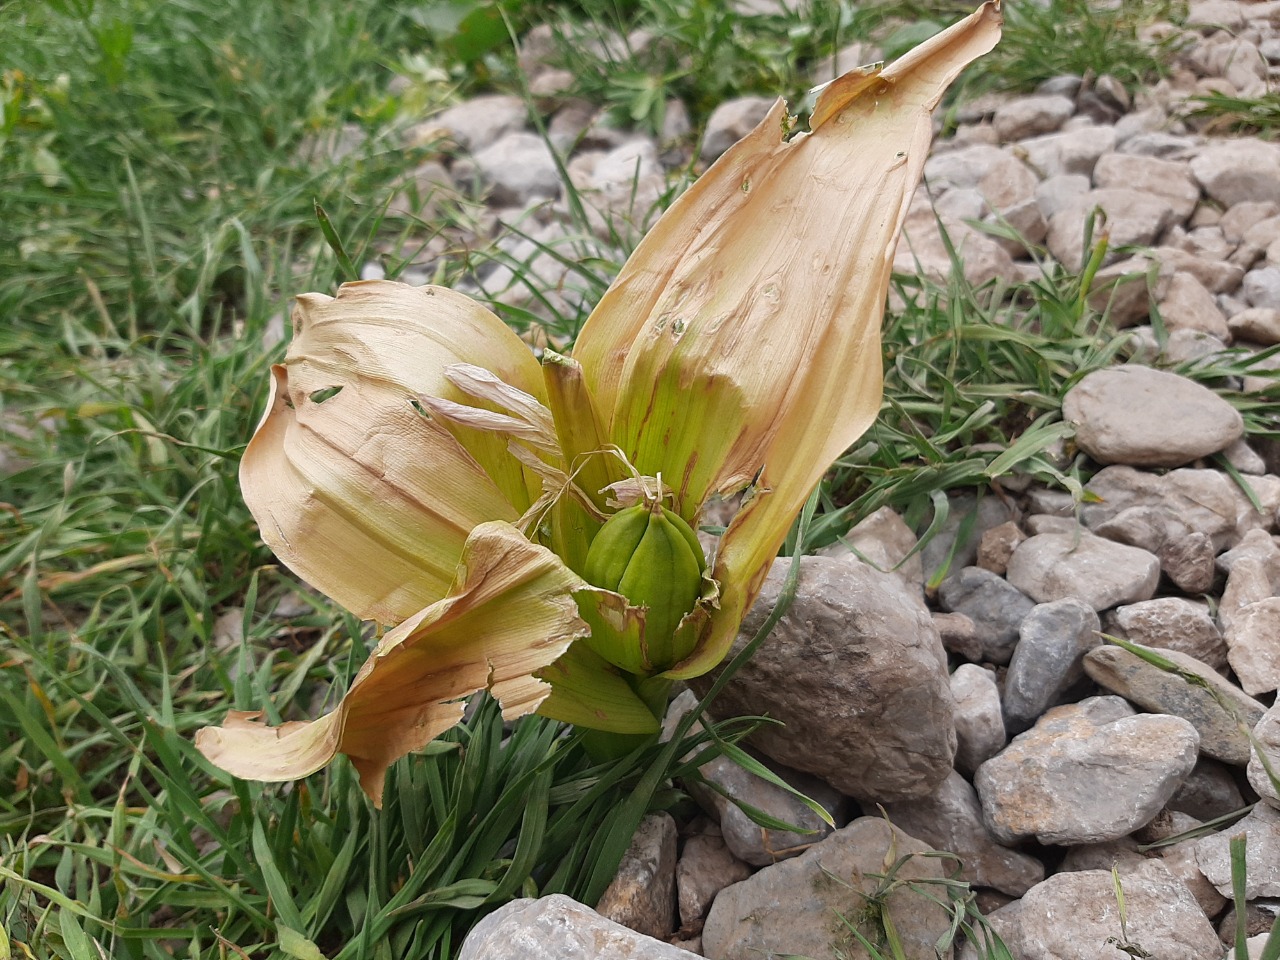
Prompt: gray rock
<box><xmin>702</xmin><ymin>818</ymin><xmax>953</xmax><ymax>960</ymax></box>
<box><xmin>1021</xmin><ymin>125</ymin><xmax>1118</xmax><ymax>180</ymax></box>
<box><xmin>597</xmin><ymin>813</ymin><xmax>678</xmax><ymax>940</ymax></box>
<box><xmin>1094</xmin><ymin>153</ymin><xmax>1202</xmax><ymax>221</ymax></box>
<box><xmin>921</xmin><ymin>493</ymin><xmax>1016</xmax><ymax>583</ymax></box>
<box><xmin>676</xmin><ymin>830</ymin><xmax>753</xmax><ymax>928</ymax></box>
<box><xmin>1195</xmin><ymin>802</ymin><xmax>1280</xmax><ymax>898</ymax></box>
<box><xmin>976</xmin><ymin>521</ymin><xmax>1025</xmax><ymax>576</ymax></box>
<box><xmin>691</xmin><ymin>556</ymin><xmax>955</xmax><ymax>802</ymax></box>
<box><xmin>935</xmin><ymin>611</ymin><xmax>982</xmax><ymax>662</ymax></box>
<box><xmin>817</xmin><ymin>505</ymin><xmax>922</xmax><ymax>585</ymax></box>
<box><xmin>950</xmin><ymin>664</ymin><xmax>1007</xmax><ymax>776</ymax></box>
<box><xmin>471</xmin><ymin>131</ymin><xmax>561</xmax><ymax>205</ymax></box>
<box><xmin>1244</xmin><ymin>266</ymin><xmax>1280</xmax><ymax>310</ymax></box>
<box><xmin>1081</xmin><ymin>465</ymin><xmax>1240</xmax><ymax>552</ymax></box>
<box><xmin>979</xmin><ymin>861</ymin><xmax>1223</xmax><ymax>960</ymax></box>
<box><xmin>1109</xmin><ymin>598</ymin><xmax>1229</xmax><ymax>671</ymax></box>
<box><xmin>1048</xmin><ymin>188</ymin><xmax>1177</xmax><ymax>272</ymax></box>
<box><xmin>1063</xmin><ymin>366</ymin><xmax>1244</xmax><ymax>467</ymax></box>
<box><xmin>424</xmin><ymin>94</ymin><xmax>529</xmax><ymax>151</ymax></box>
<box><xmin>1225</xmin><ymin>598</ymin><xmax>1280</xmax><ymax>696</ymax></box>
<box><xmin>924</xmin><ymin>144</ymin><xmax>1012</xmax><ymax>191</ymax></box>
<box><xmin>1035</xmin><ymin>172</ymin><xmax>1092</xmax><ymax>219</ymax></box>
<box><xmin>1190</xmin><ymin>140</ymin><xmax>1280</xmax><ymax>207</ymax></box>
<box><xmin>1248</xmin><ymin>699</ymin><xmax>1280</xmax><ymax>806</ymax></box>
<box><xmin>700</xmin><ymin>96</ymin><xmax>773</xmax><ymax>162</ymax></box>
<box><xmin>1229</xmin><ymin>307</ymin><xmax>1280</xmax><ymax>344</ymax></box>
<box><xmin>1170</xmin><ymin>758</ymin><xmax>1248</xmax><ymax>821</ymax></box>
<box><xmin>883</xmin><ymin>771</ymin><xmax>1045</xmax><ymax>897</ymax></box>
<box><xmin>994</xmin><ymin>94</ymin><xmax>1075</xmax><ymax>141</ymax></box>
<box><xmin>1003</xmin><ymin>599</ymin><xmax>1102</xmax><ymax>734</ymax></box>
<box><xmin>1159</xmin><ymin>271</ymin><xmax>1231</xmax><ymax>339</ymax></box>
<box><xmin>1083</xmin><ymin>644</ymin><xmax>1264</xmax><ymax>765</ymax></box>
<box><xmin>458</xmin><ymin>895</ymin><xmax>703</xmax><ymax>960</ymax></box>
<box><xmin>975</xmin><ymin>696</ymin><xmax>1200</xmax><ymax>845</ymax></box>
<box><xmin>690</xmin><ymin>751</ymin><xmax>845</xmax><ymax>866</ymax></box>
<box><xmin>1005</xmin><ymin>531</ymin><xmax>1160</xmax><ymax>612</ymax></box>
<box><xmin>937</xmin><ymin>566</ymin><xmax>1036</xmax><ymax>664</ymax></box>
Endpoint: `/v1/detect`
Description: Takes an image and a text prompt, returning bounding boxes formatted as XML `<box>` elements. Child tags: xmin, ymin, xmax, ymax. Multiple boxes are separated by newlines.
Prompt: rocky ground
<box><xmin>373</xmin><ymin>1</ymin><xmax>1280</xmax><ymax>958</ymax></box>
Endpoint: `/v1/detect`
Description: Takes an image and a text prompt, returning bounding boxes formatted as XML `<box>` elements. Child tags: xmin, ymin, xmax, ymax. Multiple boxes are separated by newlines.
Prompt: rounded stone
<box><xmin>1062</xmin><ymin>366</ymin><xmax>1244</xmax><ymax>467</ymax></box>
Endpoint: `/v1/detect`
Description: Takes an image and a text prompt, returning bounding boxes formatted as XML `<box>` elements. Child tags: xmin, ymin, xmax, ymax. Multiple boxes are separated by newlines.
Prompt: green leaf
<box><xmin>279</xmin><ymin>927</ymin><xmax>329</xmax><ymax>960</ymax></box>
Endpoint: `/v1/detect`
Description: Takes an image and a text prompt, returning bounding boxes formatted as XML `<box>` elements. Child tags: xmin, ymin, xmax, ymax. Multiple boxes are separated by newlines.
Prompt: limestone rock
<box><xmin>1063</xmin><ymin>367</ymin><xmax>1244</xmax><ymax>467</ymax></box>
<box><xmin>1248</xmin><ymin>699</ymin><xmax>1280</xmax><ymax>806</ymax></box>
<box><xmin>1005</xmin><ymin>530</ymin><xmax>1160</xmax><ymax>612</ymax></box>
<box><xmin>950</xmin><ymin>664</ymin><xmax>1007</xmax><ymax>776</ymax></box>
<box><xmin>978</xmin><ymin>861</ymin><xmax>1223</xmax><ymax>960</ymax></box>
<box><xmin>1195</xmin><ymin>802</ymin><xmax>1280</xmax><ymax>898</ymax></box>
<box><xmin>1108</xmin><ymin>598</ymin><xmax>1229</xmax><ymax>671</ymax></box>
<box><xmin>458</xmin><ymin>895</ymin><xmax>703</xmax><ymax>960</ymax></box>
<box><xmin>1083</xmin><ymin>644</ymin><xmax>1264</xmax><ymax>765</ymax></box>
<box><xmin>676</xmin><ymin>831</ymin><xmax>753</xmax><ymax>928</ymax></box>
<box><xmin>692</xmin><ymin>556</ymin><xmax>955</xmax><ymax>802</ymax></box>
<box><xmin>975</xmin><ymin>696</ymin><xmax>1200</xmax><ymax>845</ymax></box>
<box><xmin>702</xmin><ymin>818</ymin><xmax>953</xmax><ymax>960</ymax></box>
<box><xmin>937</xmin><ymin>566</ymin><xmax>1035</xmax><ymax>664</ymax></box>
<box><xmin>1190</xmin><ymin>140</ymin><xmax>1280</xmax><ymax>207</ymax></box>
<box><xmin>883</xmin><ymin>771</ymin><xmax>1045</xmax><ymax>897</ymax></box>
<box><xmin>597</xmin><ymin>813</ymin><xmax>678</xmax><ymax>939</ymax></box>
<box><xmin>1003</xmin><ymin>598</ymin><xmax>1102</xmax><ymax>734</ymax></box>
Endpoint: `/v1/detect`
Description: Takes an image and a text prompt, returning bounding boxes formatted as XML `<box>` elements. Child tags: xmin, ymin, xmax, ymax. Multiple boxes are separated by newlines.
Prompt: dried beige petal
<box><xmin>242</xmin><ymin>282</ymin><xmax>547</xmax><ymax>623</ymax></box>
<box><xmin>569</xmin><ymin>2</ymin><xmax>1002</xmax><ymax>678</ymax></box>
<box><xmin>195</xmin><ymin>521</ymin><xmax>587</xmax><ymax>806</ymax></box>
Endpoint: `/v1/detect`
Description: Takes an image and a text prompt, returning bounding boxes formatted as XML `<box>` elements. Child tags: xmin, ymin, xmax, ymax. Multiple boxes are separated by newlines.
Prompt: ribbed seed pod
<box><xmin>583</xmin><ymin>500</ymin><xmax>706</xmax><ymax>670</ymax></box>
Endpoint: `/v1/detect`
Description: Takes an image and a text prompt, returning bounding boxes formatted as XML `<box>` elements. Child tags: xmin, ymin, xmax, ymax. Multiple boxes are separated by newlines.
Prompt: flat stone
<box><xmin>950</xmin><ymin>664</ymin><xmax>1007</xmax><ymax>776</ymax></box>
<box><xmin>817</xmin><ymin>505</ymin><xmax>922</xmax><ymax>585</ymax></box>
<box><xmin>597</xmin><ymin>813</ymin><xmax>678</xmax><ymax>939</ymax></box>
<box><xmin>884</xmin><ymin>771</ymin><xmax>1045</xmax><ymax>897</ymax></box>
<box><xmin>975</xmin><ymin>696</ymin><xmax>1200</xmax><ymax>845</ymax></box>
<box><xmin>1084</xmin><ymin>644</ymin><xmax>1264</xmax><ymax>765</ymax></box>
<box><xmin>458</xmin><ymin>895</ymin><xmax>703</xmax><ymax>960</ymax></box>
<box><xmin>1244</xmin><ymin>266</ymin><xmax>1280</xmax><ymax>310</ymax></box>
<box><xmin>1003</xmin><ymin>599</ymin><xmax>1102</xmax><ymax>734</ymax></box>
<box><xmin>689</xmin><ymin>750</ymin><xmax>845</xmax><ymax>866</ymax></box>
<box><xmin>1081</xmin><ymin>465</ymin><xmax>1240</xmax><ymax>551</ymax></box>
<box><xmin>1005</xmin><ymin>531</ymin><xmax>1160</xmax><ymax>612</ymax></box>
<box><xmin>1063</xmin><ymin>366</ymin><xmax>1244</xmax><ymax>467</ymax></box>
<box><xmin>691</xmin><ymin>556</ymin><xmax>955</xmax><ymax>802</ymax></box>
<box><xmin>702</xmin><ymin>818</ymin><xmax>953</xmax><ymax>960</ymax></box>
<box><xmin>937</xmin><ymin>566</ymin><xmax>1035</xmax><ymax>664</ymax></box>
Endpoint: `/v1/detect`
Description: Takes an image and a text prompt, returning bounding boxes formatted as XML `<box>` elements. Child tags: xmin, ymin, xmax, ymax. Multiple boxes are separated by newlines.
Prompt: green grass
<box><xmin>1</xmin><ymin>0</ymin><xmax>1271</xmax><ymax>957</ymax></box>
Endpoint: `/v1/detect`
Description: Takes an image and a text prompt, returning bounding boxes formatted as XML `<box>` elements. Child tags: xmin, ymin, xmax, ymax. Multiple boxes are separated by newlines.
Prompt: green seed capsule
<box><xmin>583</xmin><ymin>501</ymin><xmax>706</xmax><ymax>671</ymax></box>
